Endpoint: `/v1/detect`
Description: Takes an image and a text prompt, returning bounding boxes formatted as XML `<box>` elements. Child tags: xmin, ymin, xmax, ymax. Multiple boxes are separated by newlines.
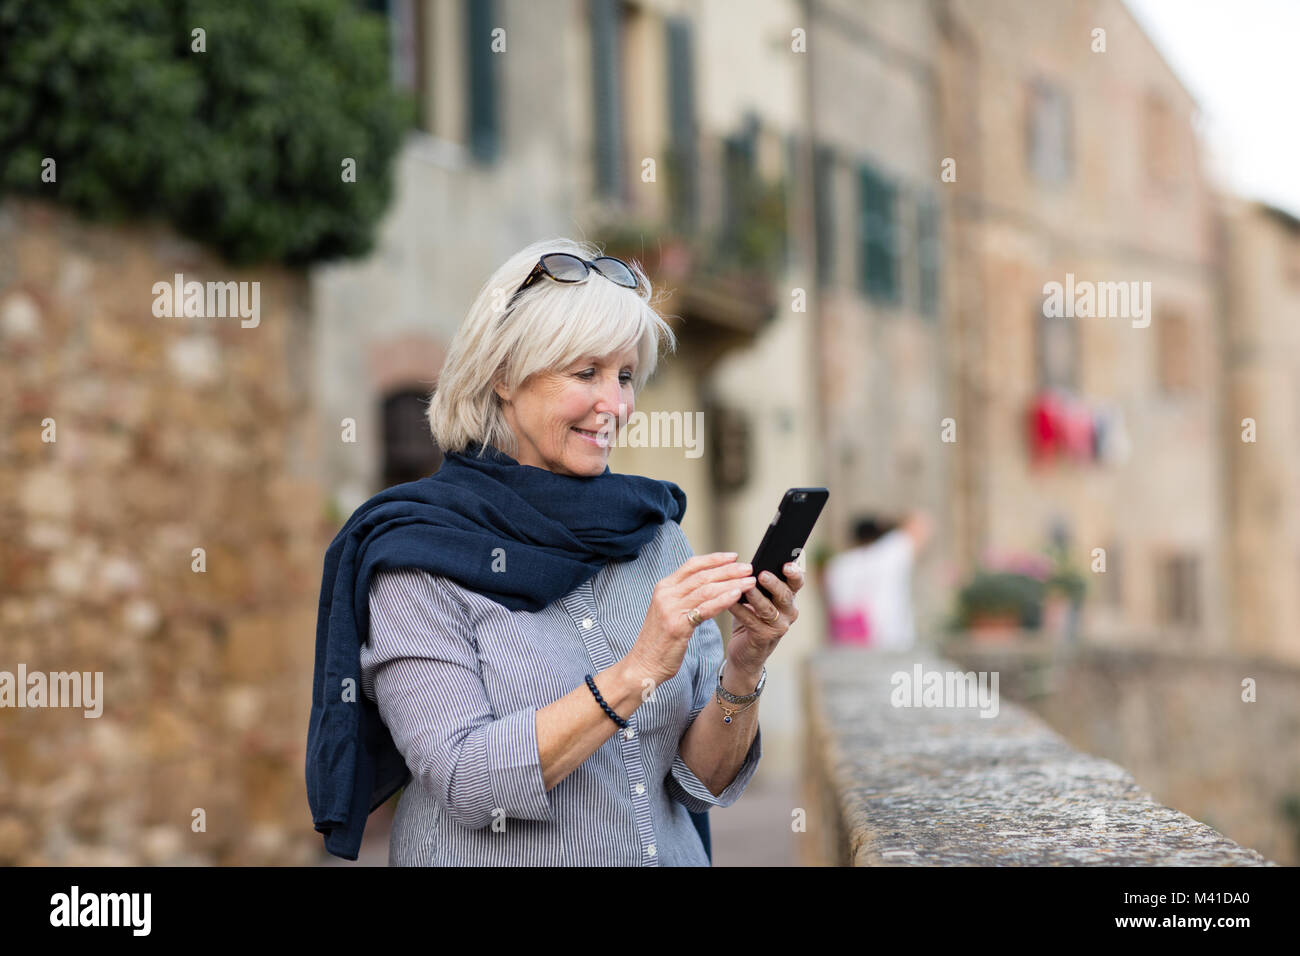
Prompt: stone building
<box><xmin>935</xmin><ymin>0</ymin><xmax>1226</xmax><ymax>648</ymax></box>
<box><xmin>756</xmin><ymin>0</ymin><xmax>952</xmax><ymax>639</ymax></box>
<box><xmin>1221</xmin><ymin>199</ymin><xmax>1300</xmax><ymax>663</ymax></box>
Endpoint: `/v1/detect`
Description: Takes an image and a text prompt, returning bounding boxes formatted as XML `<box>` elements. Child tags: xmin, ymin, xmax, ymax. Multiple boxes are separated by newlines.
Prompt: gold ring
<box><xmin>685</xmin><ymin>607</ymin><xmax>704</xmax><ymax>627</ymax></box>
<box><xmin>761</xmin><ymin>607</ymin><xmax>781</xmax><ymax>625</ymax></box>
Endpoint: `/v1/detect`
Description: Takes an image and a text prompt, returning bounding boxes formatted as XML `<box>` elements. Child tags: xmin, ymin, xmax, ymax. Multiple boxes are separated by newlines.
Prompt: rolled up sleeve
<box><xmin>365</xmin><ymin>569</ymin><xmax>554</xmax><ymax>829</ymax></box>
<box><xmin>661</xmin><ymin>525</ymin><xmax>763</xmax><ymax>813</ymax></box>
<box><xmin>669</xmin><ymin>731</ymin><xmax>762</xmax><ymax>813</ymax></box>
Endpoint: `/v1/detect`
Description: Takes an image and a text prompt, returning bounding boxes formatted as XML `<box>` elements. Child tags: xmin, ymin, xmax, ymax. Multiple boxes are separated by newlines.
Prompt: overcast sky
<box><xmin>1123</xmin><ymin>0</ymin><xmax>1300</xmax><ymax>217</ymax></box>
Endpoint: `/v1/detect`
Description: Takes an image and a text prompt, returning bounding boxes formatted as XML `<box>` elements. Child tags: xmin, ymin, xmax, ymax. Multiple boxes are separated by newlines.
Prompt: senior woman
<box><xmin>306</xmin><ymin>238</ymin><xmax>802</xmax><ymax>866</ymax></box>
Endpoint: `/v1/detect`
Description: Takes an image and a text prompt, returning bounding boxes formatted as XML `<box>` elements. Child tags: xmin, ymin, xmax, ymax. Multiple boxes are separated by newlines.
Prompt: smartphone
<box><xmin>741</xmin><ymin>487</ymin><xmax>829</xmax><ymax>606</ymax></box>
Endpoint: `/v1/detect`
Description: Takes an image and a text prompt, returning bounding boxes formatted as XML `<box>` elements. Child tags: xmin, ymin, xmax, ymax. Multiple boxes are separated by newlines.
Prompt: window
<box><xmin>717</xmin><ymin>117</ymin><xmax>786</xmax><ymax>271</ymax></box>
<box><xmin>1143</xmin><ymin>92</ymin><xmax>1177</xmax><ymax>185</ymax></box>
<box><xmin>706</xmin><ymin>401</ymin><xmax>750</xmax><ymax>492</ymax></box>
<box><xmin>1101</xmin><ymin>542</ymin><xmax>1123</xmax><ymax>608</ymax></box>
<box><xmin>370</xmin><ymin>0</ymin><xmax>429</xmax><ymax>131</ymax></box>
<box><xmin>591</xmin><ymin>0</ymin><xmax>625</xmax><ymax>198</ymax></box>
<box><xmin>1156</xmin><ymin>309</ymin><xmax>1196</xmax><ymax>393</ymax></box>
<box><xmin>382</xmin><ymin>390</ymin><xmax>444</xmax><ymax>487</ymax></box>
<box><xmin>390</xmin><ymin>1</ymin><xmax>422</xmax><ymax>96</ymax></box>
<box><xmin>857</xmin><ymin>163</ymin><xmax>898</xmax><ymax>302</ymax></box>
<box><xmin>1037</xmin><ymin>301</ymin><xmax>1079</xmax><ymax>391</ymax></box>
<box><xmin>1027</xmin><ymin>79</ymin><xmax>1072</xmax><ymax>184</ymax></box>
<box><xmin>813</xmin><ymin>145</ymin><xmax>835</xmax><ymax>286</ymax></box>
<box><xmin>370</xmin><ymin>0</ymin><xmax>498</xmax><ymax>158</ymax></box>
<box><xmin>664</xmin><ymin>16</ymin><xmax>698</xmax><ymax>228</ymax></box>
<box><xmin>722</xmin><ymin>118</ymin><xmax>759</xmax><ymax>249</ymax></box>
<box><xmin>916</xmin><ymin>191</ymin><xmax>941</xmax><ymax>318</ymax></box>
<box><xmin>1157</xmin><ymin>553</ymin><xmax>1200</xmax><ymax>629</ymax></box>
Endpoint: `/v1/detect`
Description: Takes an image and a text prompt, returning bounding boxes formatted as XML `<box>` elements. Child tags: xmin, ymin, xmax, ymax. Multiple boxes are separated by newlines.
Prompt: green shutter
<box><xmin>465</xmin><ymin>0</ymin><xmax>498</xmax><ymax>162</ymax></box>
<box><xmin>917</xmin><ymin>191</ymin><xmax>940</xmax><ymax>317</ymax></box>
<box><xmin>665</xmin><ymin>17</ymin><xmax>697</xmax><ymax>227</ymax></box>
<box><xmin>721</xmin><ymin>114</ymin><xmax>759</xmax><ymax>259</ymax></box>
<box><xmin>814</xmin><ymin>145</ymin><xmax>834</xmax><ymax>286</ymax></box>
<box><xmin>857</xmin><ymin>163</ymin><xmax>898</xmax><ymax>302</ymax></box>
<box><xmin>591</xmin><ymin>0</ymin><xmax>623</xmax><ymax>197</ymax></box>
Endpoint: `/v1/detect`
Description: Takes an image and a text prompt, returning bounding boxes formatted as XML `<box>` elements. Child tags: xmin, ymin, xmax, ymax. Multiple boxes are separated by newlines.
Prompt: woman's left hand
<box><xmin>725</xmin><ymin>562</ymin><xmax>803</xmax><ymax>673</ymax></box>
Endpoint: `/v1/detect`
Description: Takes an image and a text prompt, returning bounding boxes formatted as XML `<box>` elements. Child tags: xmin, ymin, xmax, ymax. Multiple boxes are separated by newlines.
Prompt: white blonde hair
<box><xmin>426</xmin><ymin>237</ymin><xmax>677</xmax><ymax>458</ymax></box>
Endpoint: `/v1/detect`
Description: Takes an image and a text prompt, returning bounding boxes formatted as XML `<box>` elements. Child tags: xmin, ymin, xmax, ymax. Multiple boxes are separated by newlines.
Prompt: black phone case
<box><xmin>743</xmin><ymin>488</ymin><xmax>829</xmax><ymax>605</ymax></box>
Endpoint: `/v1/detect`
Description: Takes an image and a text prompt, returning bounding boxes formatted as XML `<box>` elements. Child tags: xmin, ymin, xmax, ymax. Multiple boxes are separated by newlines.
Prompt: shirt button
<box><xmin>646</xmin><ymin>844</ymin><xmax>657</xmax><ymax>857</ymax></box>
<box><xmin>623</xmin><ymin>727</ymin><xmax>636</xmax><ymax>740</ymax></box>
<box><xmin>634</xmin><ymin>784</ymin><xmax>645</xmax><ymax>795</ymax></box>
<box><xmin>580</xmin><ymin>618</ymin><xmax>594</xmax><ymax>629</ymax></box>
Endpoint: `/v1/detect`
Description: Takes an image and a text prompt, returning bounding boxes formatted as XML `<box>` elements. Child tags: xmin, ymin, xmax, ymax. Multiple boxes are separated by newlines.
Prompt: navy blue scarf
<box><xmin>305</xmin><ymin>442</ymin><xmax>711</xmax><ymax>861</ymax></box>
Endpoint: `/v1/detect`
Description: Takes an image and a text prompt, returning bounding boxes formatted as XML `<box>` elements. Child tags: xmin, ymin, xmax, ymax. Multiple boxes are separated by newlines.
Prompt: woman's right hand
<box><xmin>621</xmin><ymin>552</ymin><xmax>755</xmax><ymax>690</ymax></box>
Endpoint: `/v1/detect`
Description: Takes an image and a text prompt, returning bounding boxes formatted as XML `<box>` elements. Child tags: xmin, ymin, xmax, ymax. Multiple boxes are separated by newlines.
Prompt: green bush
<box><xmin>0</xmin><ymin>0</ymin><xmax>411</xmax><ymax>265</ymax></box>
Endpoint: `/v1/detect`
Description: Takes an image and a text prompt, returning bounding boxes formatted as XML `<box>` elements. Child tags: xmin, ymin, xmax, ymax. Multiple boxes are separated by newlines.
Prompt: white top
<box><xmin>825</xmin><ymin>529</ymin><xmax>916</xmax><ymax>649</ymax></box>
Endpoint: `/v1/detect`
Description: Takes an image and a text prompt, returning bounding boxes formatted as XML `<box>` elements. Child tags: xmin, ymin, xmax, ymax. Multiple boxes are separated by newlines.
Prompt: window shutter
<box><xmin>1037</xmin><ymin>301</ymin><xmax>1079</xmax><ymax>392</ymax></box>
<box><xmin>665</xmin><ymin>17</ymin><xmax>697</xmax><ymax>226</ymax></box>
<box><xmin>591</xmin><ymin>0</ymin><xmax>623</xmax><ymax>198</ymax></box>
<box><xmin>1158</xmin><ymin>554</ymin><xmax>1201</xmax><ymax>629</ymax></box>
<box><xmin>814</xmin><ymin>145</ymin><xmax>835</xmax><ymax>286</ymax></box>
<box><xmin>720</xmin><ymin>114</ymin><xmax>761</xmax><ymax>260</ymax></box>
<box><xmin>857</xmin><ymin>164</ymin><xmax>898</xmax><ymax>302</ymax></box>
<box><xmin>917</xmin><ymin>191</ymin><xmax>940</xmax><ymax>317</ymax></box>
<box><xmin>1028</xmin><ymin>80</ymin><xmax>1071</xmax><ymax>184</ymax></box>
<box><xmin>1156</xmin><ymin>310</ymin><xmax>1194</xmax><ymax>392</ymax></box>
<box><xmin>780</xmin><ymin>132</ymin><xmax>795</xmax><ymax>270</ymax></box>
<box><xmin>465</xmin><ymin>0</ymin><xmax>498</xmax><ymax>162</ymax></box>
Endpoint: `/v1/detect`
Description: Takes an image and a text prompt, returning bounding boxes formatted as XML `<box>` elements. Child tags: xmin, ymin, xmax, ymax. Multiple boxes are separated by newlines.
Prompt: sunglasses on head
<box><xmin>502</xmin><ymin>252</ymin><xmax>639</xmax><ymax>315</ymax></box>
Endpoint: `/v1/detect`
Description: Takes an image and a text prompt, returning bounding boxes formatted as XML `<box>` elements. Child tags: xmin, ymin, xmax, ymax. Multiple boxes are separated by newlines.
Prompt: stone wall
<box><xmin>943</xmin><ymin>639</ymin><xmax>1300</xmax><ymax>865</ymax></box>
<box><xmin>801</xmin><ymin>647</ymin><xmax>1275</xmax><ymax>865</ymax></box>
<box><xmin>0</xmin><ymin>200</ymin><xmax>328</xmax><ymax>864</ymax></box>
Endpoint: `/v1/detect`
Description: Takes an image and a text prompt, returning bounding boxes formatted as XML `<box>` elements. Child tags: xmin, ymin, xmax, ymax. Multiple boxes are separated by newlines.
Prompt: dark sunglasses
<box><xmin>503</xmin><ymin>252</ymin><xmax>639</xmax><ymax>315</ymax></box>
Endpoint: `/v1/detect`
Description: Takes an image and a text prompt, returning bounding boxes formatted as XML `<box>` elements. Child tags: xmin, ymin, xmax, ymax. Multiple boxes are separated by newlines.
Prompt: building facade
<box><xmin>315</xmin><ymin>0</ymin><xmax>1300</xmax><ymax>783</ymax></box>
<box><xmin>936</xmin><ymin>0</ymin><xmax>1226</xmax><ymax>648</ymax></box>
<box><xmin>1221</xmin><ymin>199</ymin><xmax>1300</xmax><ymax>663</ymax></box>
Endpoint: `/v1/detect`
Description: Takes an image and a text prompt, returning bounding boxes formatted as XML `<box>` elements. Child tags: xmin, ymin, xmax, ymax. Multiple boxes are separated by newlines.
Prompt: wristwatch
<box><xmin>716</xmin><ymin>660</ymin><xmax>766</xmax><ymax>705</ymax></box>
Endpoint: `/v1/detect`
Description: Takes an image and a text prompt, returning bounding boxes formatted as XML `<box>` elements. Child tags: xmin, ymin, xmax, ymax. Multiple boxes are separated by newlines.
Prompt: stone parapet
<box><xmin>800</xmin><ymin>648</ymin><xmax>1274</xmax><ymax>866</ymax></box>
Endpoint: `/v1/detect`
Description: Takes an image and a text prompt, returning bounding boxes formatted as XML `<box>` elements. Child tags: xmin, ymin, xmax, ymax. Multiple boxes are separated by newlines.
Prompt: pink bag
<box><xmin>830</xmin><ymin>607</ymin><xmax>872</xmax><ymax>646</ymax></box>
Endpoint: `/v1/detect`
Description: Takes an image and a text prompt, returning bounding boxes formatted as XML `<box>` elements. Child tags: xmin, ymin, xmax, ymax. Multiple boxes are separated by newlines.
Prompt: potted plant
<box><xmin>952</xmin><ymin>570</ymin><xmax>1045</xmax><ymax>641</ymax></box>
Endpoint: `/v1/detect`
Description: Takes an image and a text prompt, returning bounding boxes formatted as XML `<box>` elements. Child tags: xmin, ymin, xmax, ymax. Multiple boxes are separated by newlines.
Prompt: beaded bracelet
<box><xmin>584</xmin><ymin>674</ymin><xmax>629</xmax><ymax>729</ymax></box>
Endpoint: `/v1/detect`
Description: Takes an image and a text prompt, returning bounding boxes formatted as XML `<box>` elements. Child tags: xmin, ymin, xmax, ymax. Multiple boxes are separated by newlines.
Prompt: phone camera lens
<box><xmin>795</xmin><ymin>493</ymin><xmax>806</xmax><ymax>502</ymax></box>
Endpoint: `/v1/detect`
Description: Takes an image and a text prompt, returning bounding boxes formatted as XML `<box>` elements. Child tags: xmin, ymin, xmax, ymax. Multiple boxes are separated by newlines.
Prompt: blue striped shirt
<box><xmin>360</xmin><ymin>518</ymin><xmax>762</xmax><ymax>865</ymax></box>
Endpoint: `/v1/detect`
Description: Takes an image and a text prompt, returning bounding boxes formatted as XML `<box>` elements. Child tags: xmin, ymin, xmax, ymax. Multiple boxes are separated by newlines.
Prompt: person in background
<box><xmin>825</xmin><ymin>510</ymin><xmax>932</xmax><ymax>649</ymax></box>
